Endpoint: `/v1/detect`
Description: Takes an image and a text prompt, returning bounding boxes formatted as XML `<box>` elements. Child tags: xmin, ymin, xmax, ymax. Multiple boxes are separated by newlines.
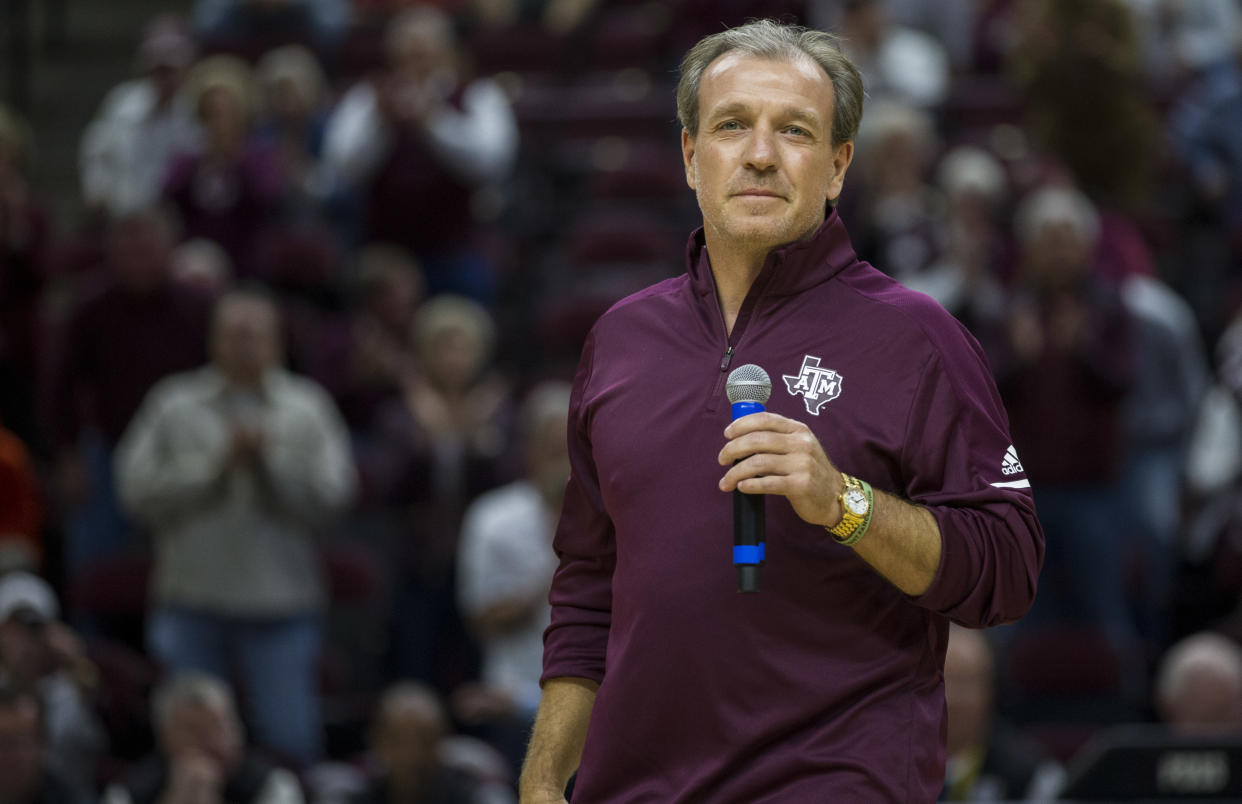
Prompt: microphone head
<box><xmin>726</xmin><ymin>363</ymin><xmax>772</xmax><ymax>404</ymax></box>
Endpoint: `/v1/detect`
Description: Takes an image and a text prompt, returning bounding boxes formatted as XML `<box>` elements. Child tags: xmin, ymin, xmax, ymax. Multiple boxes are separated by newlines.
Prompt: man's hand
<box><xmin>164</xmin><ymin>751</ymin><xmax>224</xmax><ymax>804</ymax></box>
<box><xmin>717</xmin><ymin>412</ymin><xmax>844</xmax><ymax>528</ymax></box>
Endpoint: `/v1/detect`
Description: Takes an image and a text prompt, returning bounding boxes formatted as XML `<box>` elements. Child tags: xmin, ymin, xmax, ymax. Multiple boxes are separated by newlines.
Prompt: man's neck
<box><xmin>704</xmin><ymin>239</ymin><xmax>768</xmax><ymax>337</ymax></box>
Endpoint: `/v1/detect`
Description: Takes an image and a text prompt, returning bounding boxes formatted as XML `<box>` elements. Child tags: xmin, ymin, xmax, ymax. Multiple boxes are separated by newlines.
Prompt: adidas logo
<box><xmin>1001</xmin><ymin>445</ymin><xmax>1024</xmax><ymax>476</ymax></box>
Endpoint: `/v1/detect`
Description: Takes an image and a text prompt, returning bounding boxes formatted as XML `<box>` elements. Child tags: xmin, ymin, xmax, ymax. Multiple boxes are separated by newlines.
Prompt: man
<box><xmin>103</xmin><ymin>673</ymin><xmax>304</xmax><ymax>804</ymax></box>
<box><xmin>115</xmin><ymin>287</ymin><xmax>357</xmax><ymax>767</ymax></box>
<box><xmin>351</xmin><ymin>682</ymin><xmax>502</xmax><ymax>804</ymax></box>
<box><xmin>942</xmin><ymin>625</ymin><xmax>1062</xmax><ymax>801</ymax></box>
<box><xmin>520</xmin><ymin>20</ymin><xmax>1044</xmax><ymax>802</ymax></box>
<box><xmin>323</xmin><ymin>4</ymin><xmax>517</xmax><ymax>301</ymax></box>
<box><xmin>455</xmin><ymin>382</ymin><xmax>571</xmax><ymax>774</ymax></box>
<box><xmin>1155</xmin><ymin>632</ymin><xmax>1242</xmax><ymax>735</ymax></box>
<box><xmin>0</xmin><ymin>572</ymin><xmax>107</xmax><ymax>790</ymax></box>
<box><xmin>46</xmin><ymin>206</ymin><xmax>212</xmax><ymax>574</ymax></box>
<box><xmin>0</xmin><ymin>682</ymin><xmax>90</xmax><ymax>804</ymax></box>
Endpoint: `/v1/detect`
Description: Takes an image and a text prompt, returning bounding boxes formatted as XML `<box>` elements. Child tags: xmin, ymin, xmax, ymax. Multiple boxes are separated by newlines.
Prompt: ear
<box><xmin>826</xmin><ymin>140</ymin><xmax>854</xmax><ymax>203</ymax></box>
<box><xmin>681</xmin><ymin>128</ymin><xmax>697</xmax><ymax>191</ymax></box>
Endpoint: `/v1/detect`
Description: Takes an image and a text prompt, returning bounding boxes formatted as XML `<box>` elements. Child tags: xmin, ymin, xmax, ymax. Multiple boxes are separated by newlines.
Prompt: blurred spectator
<box><xmin>0</xmin><ymin>423</ymin><xmax>43</xmax><ymax>572</ymax></box>
<box><xmin>366</xmin><ymin>294</ymin><xmax>514</xmax><ymax>689</ymax></box>
<box><xmin>453</xmin><ymin>381</ymin><xmax>569</xmax><ymax>776</ymax></box>
<box><xmin>194</xmin><ymin>0</ymin><xmax>350</xmax><ymax>54</ymax></box>
<box><xmin>821</xmin><ymin>0</ymin><xmax>951</xmax><ymax>108</ymax></box>
<box><xmin>0</xmin><ymin>572</ymin><xmax>107</xmax><ymax>791</ymax></box>
<box><xmin>0</xmin><ymin>681</ymin><xmax>91</xmax><ymax>804</ymax></box>
<box><xmin>846</xmin><ymin>101</ymin><xmax>941</xmax><ymax>281</ymax></box>
<box><xmin>115</xmin><ymin>287</ymin><xmax>357</xmax><ymax>767</ymax></box>
<box><xmin>1120</xmin><ymin>273</ymin><xmax>1210</xmax><ymax>652</ymax></box>
<box><xmin>1125</xmin><ymin>0</ymin><xmax>1242</xmax><ymax>82</ymax></box>
<box><xmin>0</xmin><ymin>103</ymin><xmax>52</xmax><ymax>449</ymax></box>
<box><xmin>255</xmin><ymin>45</ymin><xmax>339</xmax><ymax>226</ymax></box>
<box><xmin>171</xmin><ymin>237</ymin><xmax>235</xmax><ymax>299</ymax></box>
<box><xmin>44</xmin><ymin>206</ymin><xmax>211</xmax><ymax>574</ymax></box>
<box><xmin>164</xmin><ymin>56</ymin><xmax>284</xmax><ymax>277</ymax></box>
<box><xmin>103</xmin><ymin>673</ymin><xmax>305</xmax><ymax>804</ymax></box>
<box><xmin>299</xmin><ymin>243</ymin><xmax>424</xmax><ymax>430</ymax></box>
<box><xmin>1007</xmin><ymin>0</ymin><xmax>1159</xmax><ymax>211</ymax></box>
<box><xmin>903</xmin><ymin>145</ymin><xmax>1011</xmax><ymax>335</ymax></box>
<box><xmin>467</xmin><ymin>0</ymin><xmax>600</xmax><ymax>34</ymax></box>
<box><xmin>1154</xmin><ymin>632</ymin><xmax>1242</xmax><ymax>735</ymax></box>
<box><xmin>80</xmin><ymin>16</ymin><xmax>203</xmax><ymax>220</ymax></box>
<box><xmin>981</xmin><ymin>185</ymin><xmax>1135</xmax><ymax>655</ymax></box>
<box><xmin>942</xmin><ymin>625</ymin><xmax>1062</xmax><ymax>801</ymax></box>
<box><xmin>351</xmin><ymin>682</ymin><xmax>507</xmax><ymax>804</ymax></box>
<box><xmin>324</xmin><ymin>4</ymin><xmax>518</xmax><ymax>301</ymax></box>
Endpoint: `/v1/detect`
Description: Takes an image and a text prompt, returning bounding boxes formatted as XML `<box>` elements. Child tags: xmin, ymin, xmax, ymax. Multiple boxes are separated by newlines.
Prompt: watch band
<box><xmin>828</xmin><ymin>473</ymin><xmax>874</xmax><ymax>546</ymax></box>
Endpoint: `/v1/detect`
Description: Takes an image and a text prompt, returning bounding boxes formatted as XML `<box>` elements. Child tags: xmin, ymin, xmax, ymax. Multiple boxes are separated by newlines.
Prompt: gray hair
<box><xmin>1157</xmin><ymin>632</ymin><xmax>1242</xmax><ymax>705</ymax></box>
<box><xmin>520</xmin><ymin>380</ymin><xmax>572</xmax><ymax>441</ymax></box>
<box><xmin>152</xmin><ymin>672</ymin><xmax>237</xmax><ymax>730</ymax></box>
<box><xmin>1014</xmin><ymin>185</ymin><xmax>1100</xmax><ymax>247</ymax></box>
<box><xmin>414</xmin><ymin>294</ymin><xmax>495</xmax><ymax>358</ymax></box>
<box><xmin>676</xmin><ymin>19</ymin><xmax>865</xmax><ymax>145</ymax></box>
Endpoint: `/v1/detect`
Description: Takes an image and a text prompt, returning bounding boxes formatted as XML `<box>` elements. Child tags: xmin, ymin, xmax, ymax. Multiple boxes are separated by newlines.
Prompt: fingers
<box><xmin>723</xmin><ymin>411</ymin><xmax>803</xmax><ymax>439</ymax></box>
<box><xmin>718</xmin><ymin>451</ymin><xmax>818</xmax><ymax>492</ymax></box>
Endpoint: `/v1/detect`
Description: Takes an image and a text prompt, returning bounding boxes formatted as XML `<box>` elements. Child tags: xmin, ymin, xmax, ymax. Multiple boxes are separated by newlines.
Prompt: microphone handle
<box><xmin>733</xmin><ymin>488</ymin><xmax>764</xmax><ymax>593</ymax></box>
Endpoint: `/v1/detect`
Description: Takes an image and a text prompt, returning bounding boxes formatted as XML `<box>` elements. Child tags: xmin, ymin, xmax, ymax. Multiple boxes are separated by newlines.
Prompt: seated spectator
<box><xmin>44</xmin><ymin>206</ymin><xmax>212</xmax><ymax>575</ymax></box>
<box><xmin>0</xmin><ymin>103</ymin><xmax>52</xmax><ymax>449</ymax></box>
<box><xmin>0</xmin><ymin>572</ymin><xmax>107</xmax><ymax>791</ymax></box>
<box><xmin>453</xmin><ymin>381</ymin><xmax>570</xmax><ymax>776</ymax></box>
<box><xmin>942</xmin><ymin>624</ymin><xmax>1063</xmax><ymax>801</ymax></box>
<box><xmin>1155</xmin><ymin>632</ymin><xmax>1242</xmax><ymax>735</ymax></box>
<box><xmin>351</xmin><ymin>682</ymin><xmax>508</xmax><ymax>804</ymax></box>
<box><xmin>0</xmin><ymin>681</ymin><xmax>91</xmax><ymax>804</ymax></box>
<box><xmin>0</xmin><ymin>421</ymin><xmax>43</xmax><ymax>572</ymax></box>
<box><xmin>103</xmin><ymin>673</ymin><xmax>304</xmax><ymax>804</ymax></box>
<box><xmin>164</xmin><ymin>56</ymin><xmax>284</xmax><ymax>276</ymax></box>
<box><xmin>825</xmin><ymin>0</ymin><xmax>950</xmax><ymax>108</ymax></box>
<box><xmin>366</xmin><ymin>295</ymin><xmax>514</xmax><ymax>689</ymax></box>
<box><xmin>324</xmin><ymin>4</ymin><xmax>517</xmax><ymax>301</ymax></box>
<box><xmin>115</xmin><ymin>286</ymin><xmax>357</xmax><ymax>768</ymax></box>
<box><xmin>79</xmin><ymin>16</ymin><xmax>202</xmax><ymax>220</ymax></box>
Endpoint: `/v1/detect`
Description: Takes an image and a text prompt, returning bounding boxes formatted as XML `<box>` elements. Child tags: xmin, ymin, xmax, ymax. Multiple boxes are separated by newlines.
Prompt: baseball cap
<box><xmin>0</xmin><ymin>572</ymin><xmax>58</xmax><ymax>626</ymax></box>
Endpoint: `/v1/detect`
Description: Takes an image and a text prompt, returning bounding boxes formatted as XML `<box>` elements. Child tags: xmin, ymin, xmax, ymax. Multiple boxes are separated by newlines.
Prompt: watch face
<box><xmin>844</xmin><ymin>488</ymin><xmax>868</xmax><ymax>516</ymax></box>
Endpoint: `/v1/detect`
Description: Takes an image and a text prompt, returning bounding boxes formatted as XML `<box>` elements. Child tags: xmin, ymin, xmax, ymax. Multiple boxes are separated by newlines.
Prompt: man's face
<box><xmin>682</xmin><ymin>52</ymin><xmax>853</xmax><ymax>254</ymax></box>
<box><xmin>0</xmin><ymin>611</ymin><xmax>53</xmax><ymax>683</ymax></box>
<box><xmin>211</xmin><ymin>298</ymin><xmax>281</xmax><ymax>385</ymax></box>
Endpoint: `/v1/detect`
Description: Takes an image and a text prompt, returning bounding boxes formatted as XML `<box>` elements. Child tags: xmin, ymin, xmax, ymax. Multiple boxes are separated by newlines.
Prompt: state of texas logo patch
<box><xmin>782</xmin><ymin>355</ymin><xmax>842</xmax><ymax>415</ymax></box>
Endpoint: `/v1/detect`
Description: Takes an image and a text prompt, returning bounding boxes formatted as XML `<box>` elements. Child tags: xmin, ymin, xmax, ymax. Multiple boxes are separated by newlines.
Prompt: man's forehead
<box><xmin>699</xmin><ymin>51</ymin><xmax>834</xmax><ymax>115</ymax></box>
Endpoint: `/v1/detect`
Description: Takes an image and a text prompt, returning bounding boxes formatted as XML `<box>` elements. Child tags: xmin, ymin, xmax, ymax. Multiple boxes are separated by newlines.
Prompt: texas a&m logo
<box><xmin>782</xmin><ymin>355</ymin><xmax>843</xmax><ymax>415</ymax></box>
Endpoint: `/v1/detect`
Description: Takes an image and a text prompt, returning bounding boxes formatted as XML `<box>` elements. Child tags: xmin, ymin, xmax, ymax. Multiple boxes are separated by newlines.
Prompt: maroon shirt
<box><xmin>542</xmin><ymin>210</ymin><xmax>1044</xmax><ymax>802</ymax></box>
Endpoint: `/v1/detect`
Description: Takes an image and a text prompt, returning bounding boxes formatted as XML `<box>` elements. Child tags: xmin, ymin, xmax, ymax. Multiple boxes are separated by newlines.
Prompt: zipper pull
<box><xmin>719</xmin><ymin>346</ymin><xmax>735</xmax><ymax>372</ymax></box>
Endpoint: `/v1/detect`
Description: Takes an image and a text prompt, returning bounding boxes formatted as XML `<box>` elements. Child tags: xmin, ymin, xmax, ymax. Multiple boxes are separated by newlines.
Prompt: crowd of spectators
<box><xmin>6</xmin><ymin>0</ymin><xmax>1242</xmax><ymax>799</ymax></box>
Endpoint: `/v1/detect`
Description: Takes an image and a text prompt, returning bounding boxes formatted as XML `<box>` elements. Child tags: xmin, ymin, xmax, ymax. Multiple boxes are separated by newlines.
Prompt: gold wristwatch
<box><xmin>828</xmin><ymin>473</ymin><xmax>873</xmax><ymax>545</ymax></box>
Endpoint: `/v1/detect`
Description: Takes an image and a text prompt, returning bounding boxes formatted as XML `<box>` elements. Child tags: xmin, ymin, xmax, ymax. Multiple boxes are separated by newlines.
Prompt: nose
<box><xmin>743</xmin><ymin>127</ymin><xmax>778</xmax><ymax>172</ymax></box>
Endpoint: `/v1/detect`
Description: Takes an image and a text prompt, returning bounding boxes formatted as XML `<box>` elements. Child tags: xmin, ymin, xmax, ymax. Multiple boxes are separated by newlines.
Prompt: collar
<box><xmin>200</xmin><ymin>366</ymin><xmax>281</xmax><ymax>400</ymax></box>
<box><xmin>685</xmin><ymin>206</ymin><xmax>862</xmax><ymax>302</ymax></box>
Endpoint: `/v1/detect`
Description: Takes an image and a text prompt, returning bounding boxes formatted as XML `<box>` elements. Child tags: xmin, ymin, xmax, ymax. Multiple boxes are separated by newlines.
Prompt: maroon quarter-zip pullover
<box><xmin>542</xmin><ymin>209</ymin><xmax>1044</xmax><ymax>802</ymax></box>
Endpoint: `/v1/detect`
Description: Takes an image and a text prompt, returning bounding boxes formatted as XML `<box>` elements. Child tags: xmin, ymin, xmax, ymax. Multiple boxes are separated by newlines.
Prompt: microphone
<box><xmin>726</xmin><ymin>364</ymin><xmax>771</xmax><ymax>594</ymax></box>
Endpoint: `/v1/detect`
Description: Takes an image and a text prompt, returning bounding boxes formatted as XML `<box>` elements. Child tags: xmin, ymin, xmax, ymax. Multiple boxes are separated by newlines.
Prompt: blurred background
<box><xmin>4</xmin><ymin>0</ymin><xmax>1242</xmax><ymax>801</ymax></box>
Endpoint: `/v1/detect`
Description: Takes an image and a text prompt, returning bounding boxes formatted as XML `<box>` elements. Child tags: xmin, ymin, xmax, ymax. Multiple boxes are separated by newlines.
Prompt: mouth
<box><xmin>734</xmin><ymin>189</ymin><xmax>785</xmax><ymax>200</ymax></box>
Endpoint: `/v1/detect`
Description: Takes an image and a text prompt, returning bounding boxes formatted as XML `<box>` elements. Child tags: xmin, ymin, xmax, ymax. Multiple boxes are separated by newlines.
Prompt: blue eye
<box><xmin>719</xmin><ymin>121</ymin><xmax>741</xmax><ymax>131</ymax></box>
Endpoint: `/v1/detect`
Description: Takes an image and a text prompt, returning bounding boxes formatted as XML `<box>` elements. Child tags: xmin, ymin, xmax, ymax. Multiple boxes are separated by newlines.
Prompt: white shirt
<box><xmin>457</xmin><ymin>481</ymin><xmax>557</xmax><ymax>711</ymax></box>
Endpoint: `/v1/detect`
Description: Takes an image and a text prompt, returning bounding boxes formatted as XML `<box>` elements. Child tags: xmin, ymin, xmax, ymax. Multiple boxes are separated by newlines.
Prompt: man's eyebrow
<box><xmin>705</xmin><ymin>100</ymin><xmax>824</xmax><ymax>126</ymax></box>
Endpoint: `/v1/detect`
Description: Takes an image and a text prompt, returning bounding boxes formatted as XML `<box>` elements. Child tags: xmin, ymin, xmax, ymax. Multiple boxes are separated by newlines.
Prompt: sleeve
<box><xmin>113</xmin><ymin>383</ymin><xmax>228</xmax><ymax>527</ymax></box>
<box><xmin>259</xmin><ymin>383</ymin><xmax>358</xmax><ymax>523</ymax></box>
<box><xmin>540</xmin><ymin>331</ymin><xmax>615</xmax><ymax>685</ymax></box>
<box><xmin>322</xmin><ymin>83</ymin><xmax>390</xmax><ymax>188</ymax></box>
<box><xmin>422</xmin><ymin>79</ymin><xmax>518</xmax><ymax>184</ymax></box>
<box><xmin>903</xmin><ymin>336</ymin><xmax>1045</xmax><ymax>627</ymax></box>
